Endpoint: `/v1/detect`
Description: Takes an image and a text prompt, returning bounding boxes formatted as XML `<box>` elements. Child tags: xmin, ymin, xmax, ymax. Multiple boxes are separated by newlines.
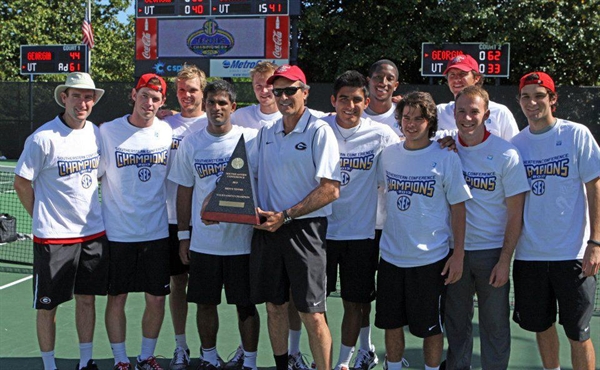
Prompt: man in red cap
<box><xmin>100</xmin><ymin>73</ymin><xmax>173</xmax><ymax>370</ymax></box>
<box><xmin>511</xmin><ymin>72</ymin><xmax>599</xmax><ymax>370</ymax></box>
<box><xmin>437</xmin><ymin>54</ymin><xmax>518</xmax><ymax>141</ymax></box>
<box><xmin>249</xmin><ymin>64</ymin><xmax>341</xmax><ymax>370</ymax></box>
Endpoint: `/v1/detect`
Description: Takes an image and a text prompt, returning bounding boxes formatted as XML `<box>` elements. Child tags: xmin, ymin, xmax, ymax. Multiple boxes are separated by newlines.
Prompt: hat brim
<box><xmin>443</xmin><ymin>64</ymin><xmax>475</xmax><ymax>75</ymax></box>
<box><xmin>54</xmin><ymin>85</ymin><xmax>105</xmax><ymax>108</ymax></box>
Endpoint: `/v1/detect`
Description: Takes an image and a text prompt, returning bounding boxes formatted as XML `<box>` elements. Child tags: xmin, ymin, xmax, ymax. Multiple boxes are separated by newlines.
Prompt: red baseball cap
<box><xmin>519</xmin><ymin>71</ymin><xmax>556</xmax><ymax>93</ymax></box>
<box><xmin>443</xmin><ymin>54</ymin><xmax>479</xmax><ymax>75</ymax></box>
<box><xmin>266</xmin><ymin>64</ymin><xmax>307</xmax><ymax>85</ymax></box>
<box><xmin>136</xmin><ymin>73</ymin><xmax>167</xmax><ymax>96</ymax></box>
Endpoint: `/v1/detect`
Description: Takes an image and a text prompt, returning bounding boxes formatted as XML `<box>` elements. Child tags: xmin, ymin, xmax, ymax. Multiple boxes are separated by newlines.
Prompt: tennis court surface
<box><xmin>1</xmin><ymin>163</ymin><xmax>599</xmax><ymax>369</ymax></box>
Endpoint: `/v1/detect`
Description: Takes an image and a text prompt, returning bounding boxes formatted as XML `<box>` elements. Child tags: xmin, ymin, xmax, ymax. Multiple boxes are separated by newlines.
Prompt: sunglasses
<box><xmin>272</xmin><ymin>86</ymin><xmax>302</xmax><ymax>97</ymax></box>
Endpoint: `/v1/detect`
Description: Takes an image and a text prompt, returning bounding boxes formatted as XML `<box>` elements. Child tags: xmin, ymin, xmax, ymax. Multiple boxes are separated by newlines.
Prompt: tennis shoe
<box><xmin>78</xmin><ymin>359</ymin><xmax>99</xmax><ymax>370</ymax></box>
<box><xmin>114</xmin><ymin>362</ymin><xmax>133</xmax><ymax>370</ymax></box>
<box><xmin>169</xmin><ymin>347</ymin><xmax>190</xmax><ymax>370</ymax></box>
<box><xmin>136</xmin><ymin>356</ymin><xmax>163</xmax><ymax>370</ymax></box>
<box><xmin>288</xmin><ymin>352</ymin><xmax>311</xmax><ymax>370</ymax></box>
<box><xmin>224</xmin><ymin>346</ymin><xmax>244</xmax><ymax>370</ymax></box>
<box><xmin>352</xmin><ymin>348</ymin><xmax>378</xmax><ymax>370</ymax></box>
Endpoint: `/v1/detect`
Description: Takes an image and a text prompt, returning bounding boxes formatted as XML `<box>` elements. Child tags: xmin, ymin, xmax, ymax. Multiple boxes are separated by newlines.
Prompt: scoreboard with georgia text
<box><xmin>421</xmin><ymin>42</ymin><xmax>510</xmax><ymax>78</ymax></box>
<box><xmin>20</xmin><ymin>44</ymin><xmax>88</xmax><ymax>75</ymax></box>
<box><xmin>135</xmin><ymin>0</ymin><xmax>299</xmax><ymax>78</ymax></box>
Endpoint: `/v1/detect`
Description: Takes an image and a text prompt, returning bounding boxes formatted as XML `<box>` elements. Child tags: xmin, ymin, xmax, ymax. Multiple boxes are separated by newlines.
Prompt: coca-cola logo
<box><xmin>142</xmin><ymin>32</ymin><xmax>152</xmax><ymax>60</ymax></box>
<box><xmin>272</xmin><ymin>30</ymin><xmax>282</xmax><ymax>59</ymax></box>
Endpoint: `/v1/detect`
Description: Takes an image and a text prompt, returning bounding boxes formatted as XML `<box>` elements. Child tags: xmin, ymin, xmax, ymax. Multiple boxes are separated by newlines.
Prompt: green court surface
<box><xmin>0</xmin><ymin>266</ymin><xmax>598</xmax><ymax>370</ymax></box>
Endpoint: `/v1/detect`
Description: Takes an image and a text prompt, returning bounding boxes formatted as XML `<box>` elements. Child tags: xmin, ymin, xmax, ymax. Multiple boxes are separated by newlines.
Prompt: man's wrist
<box><xmin>588</xmin><ymin>239</ymin><xmax>600</xmax><ymax>247</ymax></box>
<box><xmin>282</xmin><ymin>210</ymin><xmax>293</xmax><ymax>224</ymax></box>
<box><xmin>178</xmin><ymin>230</ymin><xmax>191</xmax><ymax>240</ymax></box>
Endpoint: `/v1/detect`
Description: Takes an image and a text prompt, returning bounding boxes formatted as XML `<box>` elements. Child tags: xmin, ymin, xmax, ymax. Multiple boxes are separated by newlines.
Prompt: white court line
<box><xmin>0</xmin><ymin>275</ymin><xmax>32</xmax><ymax>290</ymax></box>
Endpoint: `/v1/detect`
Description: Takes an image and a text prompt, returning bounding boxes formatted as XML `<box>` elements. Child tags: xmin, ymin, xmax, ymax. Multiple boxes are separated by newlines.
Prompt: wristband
<box><xmin>588</xmin><ymin>239</ymin><xmax>600</xmax><ymax>247</ymax></box>
<box><xmin>177</xmin><ymin>230</ymin><xmax>190</xmax><ymax>240</ymax></box>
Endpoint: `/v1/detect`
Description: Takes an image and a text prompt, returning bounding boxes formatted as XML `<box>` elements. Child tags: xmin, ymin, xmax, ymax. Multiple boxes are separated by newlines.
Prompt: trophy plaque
<box><xmin>201</xmin><ymin>135</ymin><xmax>260</xmax><ymax>225</ymax></box>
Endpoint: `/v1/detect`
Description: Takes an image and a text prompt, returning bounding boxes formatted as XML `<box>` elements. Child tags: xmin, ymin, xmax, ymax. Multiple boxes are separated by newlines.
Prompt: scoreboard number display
<box><xmin>136</xmin><ymin>0</ymin><xmax>296</xmax><ymax>17</ymax></box>
<box><xmin>20</xmin><ymin>45</ymin><xmax>88</xmax><ymax>75</ymax></box>
<box><xmin>421</xmin><ymin>42</ymin><xmax>510</xmax><ymax>78</ymax></box>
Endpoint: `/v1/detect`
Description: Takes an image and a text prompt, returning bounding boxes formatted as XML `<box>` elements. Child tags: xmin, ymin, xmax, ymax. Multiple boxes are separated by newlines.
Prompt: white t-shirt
<box><xmin>15</xmin><ymin>116</ymin><xmax>104</xmax><ymax>239</ymax></box>
<box><xmin>363</xmin><ymin>103</ymin><xmax>402</xmax><ymax>137</ymax></box>
<box><xmin>511</xmin><ymin>119</ymin><xmax>600</xmax><ymax>261</ymax></box>
<box><xmin>164</xmin><ymin>113</ymin><xmax>208</xmax><ymax>224</ymax></box>
<box><xmin>437</xmin><ymin>100</ymin><xmax>519</xmax><ymax>141</ymax></box>
<box><xmin>379</xmin><ymin>142</ymin><xmax>472</xmax><ymax>268</ymax></box>
<box><xmin>251</xmin><ymin>109</ymin><xmax>341</xmax><ymax>219</ymax></box>
<box><xmin>231</xmin><ymin>104</ymin><xmax>280</xmax><ymax>129</ymax></box>
<box><xmin>168</xmin><ymin>125</ymin><xmax>258</xmax><ymax>255</ymax></box>
<box><xmin>323</xmin><ymin>116</ymin><xmax>400</xmax><ymax>240</ymax></box>
<box><xmin>99</xmin><ymin>115</ymin><xmax>172</xmax><ymax>242</ymax></box>
<box><xmin>457</xmin><ymin>134</ymin><xmax>530</xmax><ymax>251</ymax></box>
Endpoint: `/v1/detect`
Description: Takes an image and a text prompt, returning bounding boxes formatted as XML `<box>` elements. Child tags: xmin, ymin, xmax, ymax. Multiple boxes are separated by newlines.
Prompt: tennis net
<box><xmin>0</xmin><ymin>165</ymin><xmax>33</xmax><ymax>268</ymax></box>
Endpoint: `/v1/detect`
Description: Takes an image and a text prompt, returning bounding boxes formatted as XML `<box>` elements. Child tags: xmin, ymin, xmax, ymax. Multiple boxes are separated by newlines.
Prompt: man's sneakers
<box><xmin>196</xmin><ymin>358</ymin><xmax>224</xmax><ymax>370</ymax></box>
<box><xmin>170</xmin><ymin>347</ymin><xmax>191</xmax><ymax>370</ymax></box>
<box><xmin>136</xmin><ymin>356</ymin><xmax>163</xmax><ymax>370</ymax></box>
<box><xmin>224</xmin><ymin>346</ymin><xmax>244</xmax><ymax>370</ymax></box>
<box><xmin>288</xmin><ymin>352</ymin><xmax>311</xmax><ymax>370</ymax></box>
<box><xmin>114</xmin><ymin>363</ymin><xmax>133</xmax><ymax>370</ymax></box>
<box><xmin>77</xmin><ymin>359</ymin><xmax>99</xmax><ymax>370</ymax></box>
<box><xmin>352</xmin><ymin>348</ymin><xmax>378</xmax><ymax>370</ymax></box>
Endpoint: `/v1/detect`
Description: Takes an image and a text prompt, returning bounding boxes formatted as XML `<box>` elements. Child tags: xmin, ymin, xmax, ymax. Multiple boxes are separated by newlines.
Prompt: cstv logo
<box><xmin>153</xmin><ymin>61</ymin><xmax>184</xmax><ymax>75</ymax></box>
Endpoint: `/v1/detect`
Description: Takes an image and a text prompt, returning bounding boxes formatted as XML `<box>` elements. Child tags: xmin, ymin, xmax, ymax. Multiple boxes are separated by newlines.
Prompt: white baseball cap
<box><xmin>54</xmin><ymin>72</ymin><xmax>105</xmax><ymax>108</ymax></box>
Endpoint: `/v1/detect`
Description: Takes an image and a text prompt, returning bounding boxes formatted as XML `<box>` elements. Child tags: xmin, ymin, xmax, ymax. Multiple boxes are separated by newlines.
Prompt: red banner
<box><xmin>265</xmin><ymin>16</ymin><xmax>289</xmax><ymax>60</ymax></box>
<box><xmin>136</xmin><ymin>18</ymin><xmax>157</xmax><ymax>60</ymax></box>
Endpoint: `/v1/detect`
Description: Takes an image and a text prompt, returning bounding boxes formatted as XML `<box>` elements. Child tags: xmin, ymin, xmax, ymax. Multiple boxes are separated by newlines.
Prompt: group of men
<box><xmin>14</xmin><ymin>53</ymin><xmax>599</xmax><ymax>370</ymax></box>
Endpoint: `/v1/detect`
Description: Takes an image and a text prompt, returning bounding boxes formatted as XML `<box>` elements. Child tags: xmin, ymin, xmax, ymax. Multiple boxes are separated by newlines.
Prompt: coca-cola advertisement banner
<box><xmin>266</xmin><ymin>16</ymin><xmax>289</xmax><ymax>59</ymax></box>
<box><xmin>136</xmin><ymin>18</ymin><xmax>157</xmax><ymax>60</ymax></box>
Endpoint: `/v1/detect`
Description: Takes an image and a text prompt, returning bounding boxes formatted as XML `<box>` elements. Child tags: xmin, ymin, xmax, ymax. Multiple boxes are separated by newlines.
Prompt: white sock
<box><xmin>139</xmin><ymin>336</ymin><xmax>158</xmax><ymax>361</ymax></box>
<box><xmin>175</xmin><ymin>334</ymin><xmax>189</xmax><ymax>351</ymax></box>
<box><xmin>289</xmin><ymin>330</ymin><xmax>302</xmax><ymax>355</ymax></box>
<box><xmin>336</xmin><ymin>344</ymin><xmax>354</xmax><ymax>368</ymax></box>
<box><xmin>543</xmin><ymin>368</ymin><xmax>561</xmax><ymax>370</ymax></box>
<box><xmin>386</xmin><ymin>360</ymin><xmax>403</xmax><ymax>370</ymax></box>
<box><xmin>41</xmin><ymin>350</ymin><xmax>57</xmax><ymax>370</ymax></box>
<box><xmin>79</xmin><ymin>342</ymin><xmax>93</xmax><ymax>368</ymax></box>
<box><xmin>359</xmin><ymin>326</ymin><xmax>372</xmax><ymax>351</ymax></box>
<box><xmin>203</xmin><ymin>346</ymin><xmax>219</xmax><ymax>366</ymax></box>
<box><xmin>424</xmin><ymin>366</ymin><xmax>439</xmax><ymax>370</ymax></box>
<box><xmin>110</xmin><ymin>342</ymin><xmax>129</xmax><ymax>365</ymax></box>
<box><xmin>243</xmin><ymin>350</ymin><xmax>257</xmax><ymax>370</ymax></box>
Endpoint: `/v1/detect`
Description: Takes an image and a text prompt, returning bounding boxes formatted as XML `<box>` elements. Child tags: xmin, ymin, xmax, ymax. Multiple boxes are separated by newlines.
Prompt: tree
<box><xmin>0</xmin><ymin>0</ymin><xmax>134</xmax><ymax>81</ymax></box>
<box><xmin>297</xmin><ymin>0</ymin><xmax>600</xmax><ymax>85</ymax></box>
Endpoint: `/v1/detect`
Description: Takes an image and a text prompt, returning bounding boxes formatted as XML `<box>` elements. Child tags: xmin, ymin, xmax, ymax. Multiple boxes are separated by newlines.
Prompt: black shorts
<box><xmin>168</xmin><ymin>224</ymin><xmax>190</xmax><ymax>276</ymax></box>
<box><xmin>512</xmin><ymin>259</ymin><xmax>596</xmax><ymax>341</ymax></box>
<box><xmin>250</xmin><ymin>217</ymin><xmax>328</xmax><ymax>313</ymax></box>
<box><xmin>108</xmin><ymin>238</ymin><xmax>171</xmax><ymax>296</ymax></box>
<box><xmin>326</xmin><ymin>238</ymin><xmax>377</xmax><ymax>303</ymax></box>
<box><xmin>33</xmin><ymin>235</ymin><xmax>109</xmax><ymax>310</ymax></box>
<box><xmin>187</xmin><ymin>251</ymin><xmax>252</xmax><ymax>306</ymax></box>
<box><xmin>375</xmin><ymin>256</ymin><xmax>448</xmax><ymax>338</ymax></box>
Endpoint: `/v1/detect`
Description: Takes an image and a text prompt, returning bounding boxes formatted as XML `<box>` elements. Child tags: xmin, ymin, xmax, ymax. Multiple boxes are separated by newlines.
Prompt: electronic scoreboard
<box><xmin>421</xmin><ymin>42</ymin><xmax>510</xmax><ymax>77</ymax></box>
<box><xmin>20</xmin><ymin>45</ymin><xmax>88</xmax><ymax>75</ymax></box>
<box><xmin>135</xmin><ymin>0</ymin><xmax>297</xmax><ymax>77</ymax></box>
